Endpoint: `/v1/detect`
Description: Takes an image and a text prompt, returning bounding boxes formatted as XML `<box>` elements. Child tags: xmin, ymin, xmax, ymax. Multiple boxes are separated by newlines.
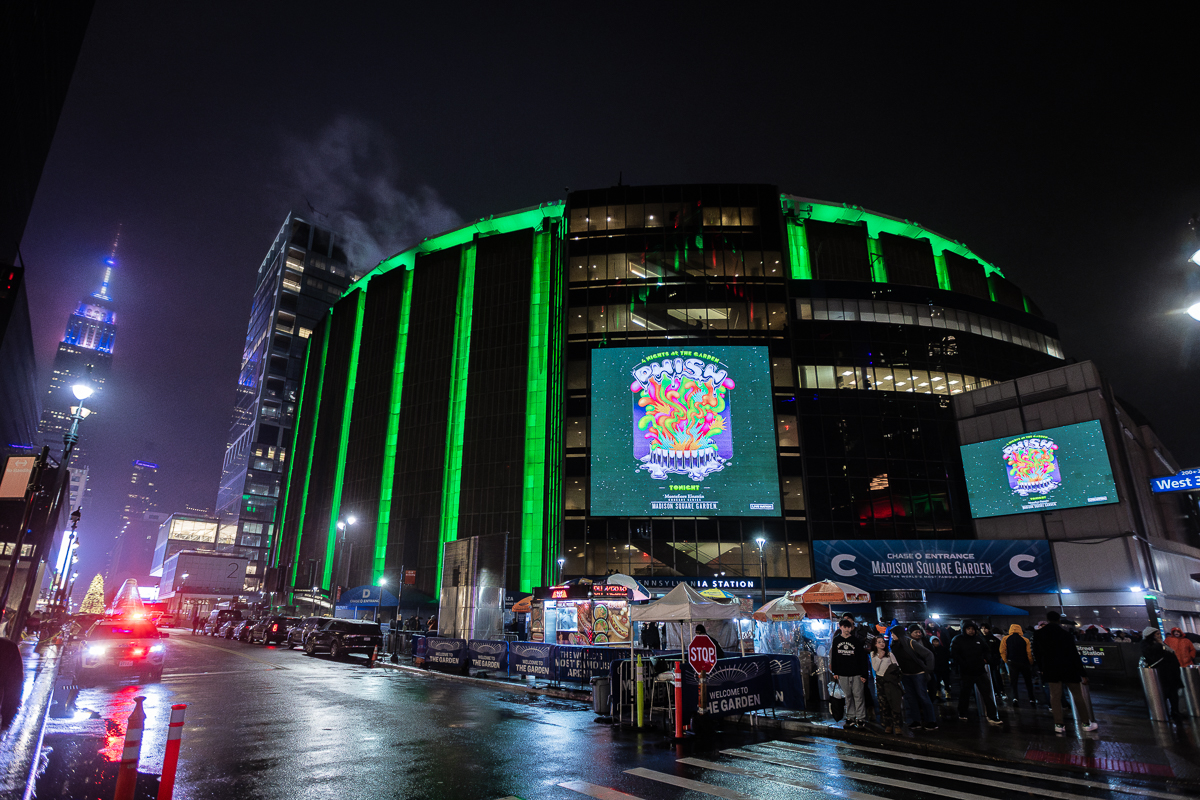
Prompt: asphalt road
<box><xmin>43</xmin><ymin>631</ymin><xmax>1196</xmax><ymax>800</ymax></box>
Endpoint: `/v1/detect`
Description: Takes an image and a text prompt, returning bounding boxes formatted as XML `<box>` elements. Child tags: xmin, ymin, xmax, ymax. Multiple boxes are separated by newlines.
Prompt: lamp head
<box><xmin>71</xmin><ymin>383</ymin><xmax>94</xmax><ymax>401</ymax></box>
<box><xmin>347</xmin><ymin>516</ymin><xmax>357</xmax><ymax>525</ymax></box>
<box><xmin>70</xmin><ymin>508</ymin><xmax>81</xmax><ymax>524</ymax></box>
<box><xmin>378</xmin><ymin>578</ymin><xmax>387</xmax><ymax>586</ymax></box>
<box><xmin>1189</xmin><ymin>302</ymin><xmax>1200</xmax><ymax>321</ymax></box>
<box><xmin>755</xmin><ymin>536</ymin><xmax>766</xmax><ymax>548</ymax></box>
<box><xmin>182</xmin><ymin>573</ymin><xmax>189</xmax><ymax>580</ymax></box>
<box><xmin>337</xmin><ymin>521</ymin><xmax>346</xmax><ymax>531</ymax></box>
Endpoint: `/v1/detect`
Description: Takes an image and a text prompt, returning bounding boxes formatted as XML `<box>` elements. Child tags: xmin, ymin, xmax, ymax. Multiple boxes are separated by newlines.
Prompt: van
<box><xmin>203</xmin><ymin>608</ymin><xmax>243</xmax><ymax>636</ymax></box>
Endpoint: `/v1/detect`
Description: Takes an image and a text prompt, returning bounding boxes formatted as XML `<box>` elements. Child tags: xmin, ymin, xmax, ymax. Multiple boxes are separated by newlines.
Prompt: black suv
<box><xmin>304</xmin><ymin>619</ymin><xmax>383</xmax><ymax>659</ymax></box>
<box><xmin>250</xmin><ymin>616</ymin><xmax>300</xmax><ymax>645</ymax></box>
<box><xmin>286</xmin><ymin>616</ymin><xmax>330</xmax><ymax>649</ymax></box>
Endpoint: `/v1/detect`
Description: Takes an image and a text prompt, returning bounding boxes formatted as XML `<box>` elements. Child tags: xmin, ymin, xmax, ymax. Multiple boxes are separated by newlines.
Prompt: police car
<box><xmin>76</xmin><ymin>618</ymin><xmax>168</xmax><ymax>685</ymax></box>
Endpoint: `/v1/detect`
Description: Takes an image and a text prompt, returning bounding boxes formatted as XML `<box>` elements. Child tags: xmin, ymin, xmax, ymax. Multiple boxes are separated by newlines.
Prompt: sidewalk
<box><xmin>378</xmin><ymin>654</ymin><xmax>1200</xmax><ymax>785</ymax></box>
<box><xmin>0</xmin><ymin>640</ymin><xmax>61</xmax><ymax>800</ymax></box>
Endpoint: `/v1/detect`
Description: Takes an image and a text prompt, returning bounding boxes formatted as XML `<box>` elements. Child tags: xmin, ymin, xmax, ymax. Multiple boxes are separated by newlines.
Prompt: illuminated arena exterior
<box><xmin>272</xmin><ymin>184</ymin><xmax>1066</xmax><ymax>608</ymax></box>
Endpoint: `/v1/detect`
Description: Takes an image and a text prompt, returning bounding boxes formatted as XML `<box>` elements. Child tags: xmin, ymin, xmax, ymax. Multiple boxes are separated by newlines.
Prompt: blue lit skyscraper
<box><xmin>38</xmin><ymin>234</ymin><xmax>118</xmax><ymax>510</ymax></box>
<box><xmin>215</xmin><ymin>215</ymin><xmax>359</xmax><ymax>591</ymax></box>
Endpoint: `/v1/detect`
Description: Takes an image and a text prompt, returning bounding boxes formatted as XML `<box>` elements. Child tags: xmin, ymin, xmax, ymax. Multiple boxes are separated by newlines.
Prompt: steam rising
<box><xmin>284</xmin><ymin>116</ymin><xmax>461</xmax><ymax>269</ymax></box>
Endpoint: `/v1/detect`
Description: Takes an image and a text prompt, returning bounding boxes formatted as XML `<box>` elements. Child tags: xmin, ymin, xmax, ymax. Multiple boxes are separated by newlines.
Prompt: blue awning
<box><xmin>925</xmin><ymin>593</ymin><xmax>1028</xmax><ymax>617</ymax></box>
<box><xmin>336</xmin><ymin>585</ymin><xmax>400</xmax><ymax>609</ymax></box>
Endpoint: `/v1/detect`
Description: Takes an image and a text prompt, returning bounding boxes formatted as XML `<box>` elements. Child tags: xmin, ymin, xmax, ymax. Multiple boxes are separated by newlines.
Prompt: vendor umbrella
<box><xmin>699</xmin><ymin>587</ymin><xmax>739</xmax><ymax>601</ymax></box>
<box><xmin>511</xmin><ymin>595</ymin><xmax>533</xmax><ymax>614</ymax></box>
<box><xmin>753</xmin><ymin>595</ymin><xmax>806</xmax><ymax>622</ymax></box>
<box><xmin>789</xmin><ymin>580</ymin><xmax>871</xmax><ymax>605</ymax></box>
<box><xmin>606</xmin><ymin>573</ymin><xmax>650</xmax><ymax>601</ymax></box>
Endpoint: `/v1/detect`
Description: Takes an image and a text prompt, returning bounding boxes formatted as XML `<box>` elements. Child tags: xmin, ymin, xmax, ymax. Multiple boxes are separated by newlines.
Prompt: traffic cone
<box><xmin>370</xmin><ymin>645</ymin><xmax>378</xmax><ymax>666</ymax></box>
<box><xmin>156</xmin><ymin>704</ymin><xmax>187</xmax><ymax>800</ymax></box>
<box><xmin>113</xmin><ymin>696</ymin><xmax>146</xmax><ymax>800</ymax></box>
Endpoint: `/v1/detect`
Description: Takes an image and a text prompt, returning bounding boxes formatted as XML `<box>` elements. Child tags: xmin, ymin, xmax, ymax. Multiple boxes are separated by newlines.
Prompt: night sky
<box><xmin>19</xmin><ymin>5</ymin><xmax>1200</xmax><ymax>586</ymax></box>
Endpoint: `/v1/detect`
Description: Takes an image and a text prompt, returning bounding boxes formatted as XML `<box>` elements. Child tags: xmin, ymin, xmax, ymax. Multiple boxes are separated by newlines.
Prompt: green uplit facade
<box><xmin>274</xmin><ymin>186</ymin><xmax>1064</xmax><ymax>608</ymax></box>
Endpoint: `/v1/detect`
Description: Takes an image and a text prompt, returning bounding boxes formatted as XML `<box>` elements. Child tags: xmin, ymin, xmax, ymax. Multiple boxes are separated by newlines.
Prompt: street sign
<box><xmin>689</xmin><ymin>634</ymin><xmax>718</xmax><ymax>674</ymax></box>
<box><xmin>1150</xmin><ymin>468</ymin><xmax>1200</xmax><ymax>493</ymax></box>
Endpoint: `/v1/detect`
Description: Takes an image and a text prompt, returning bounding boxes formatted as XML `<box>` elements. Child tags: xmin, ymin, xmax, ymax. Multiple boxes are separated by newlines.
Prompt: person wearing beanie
<box><xmin>1142</xmin><ymin>627</ymin><xmax>1184</xmax><ymax>720</ymax></box>
<box><xmin>1000</xmin><ymin>623</ymin><xmax>1036</xmax><ymax>706</ymax></box>
<box><xmin>1165</xmin><ymin>627</ymin><xmax>1196</xmax><ymax>668</ymax></box>
<box><xmin>949</xmin><ymin>619</ymin><xmax>1001</xmax><ymax>724</ymax></box>
<box><xmin>1033</xmin><ymin>611</ymin><xmax>1096</xmax><ymax>733</ymax></box>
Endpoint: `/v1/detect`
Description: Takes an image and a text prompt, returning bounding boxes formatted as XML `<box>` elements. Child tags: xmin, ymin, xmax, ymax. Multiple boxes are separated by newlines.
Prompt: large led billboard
<box><xmin>960</xmin><ymin>420</ymin><xmax>1119</xmax><ymax>518</ymax></box>
<box><xmin>590</xmin><ymin>345</ymin><xmax>781</xmax><ymax>517</ymax></box>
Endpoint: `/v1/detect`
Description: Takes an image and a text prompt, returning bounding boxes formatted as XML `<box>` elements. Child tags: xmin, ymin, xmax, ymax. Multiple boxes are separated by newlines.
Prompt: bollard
<box><xmin>673</xmin><ymin>663</ymin><xmax>684</xmax><ymax>739</ymax></box>
<box><xmin>635</xmin><ymin>654</ymin><xmax>644</xmax><ymax>729</ymax></box>
<box><xmin>1139</xmin><ymin>667</ymin><xmax>1169</xmax><ymax>721</ymax></box>
<box><xmin>113</xmin><ymin>696</ymin><xmax>146</xmax><ymax>800</ymax></box>
<box><xmin>156</xmin><ymin>703</ymin><xmax>187</xmax><ymax>800</ymax></box>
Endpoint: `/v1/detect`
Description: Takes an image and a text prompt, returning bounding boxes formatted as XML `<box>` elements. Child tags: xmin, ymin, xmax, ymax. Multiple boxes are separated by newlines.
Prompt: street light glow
<box><xmin>1191</xmin><ymin>247</ymin><xmax>1200</xmax><ymax>267</ymax></box>
<box><xmin>71</xmin><ymin>383</ymin><xmax>94</xmax><ymax>401</ymax></box>
<box><xmin>1189</xmin><ymin>302</ymin><xmax>1200</xmax><ymax>321</ymax></box>
<box><xmin>347</xmin><ymin>516</ymin><xmax>357</xmax><ymax>525</ymax></box>
<box><xmin>755</xmin><ymin>537</ymin><xmax>766</xmax><ymax>549</ymax></box>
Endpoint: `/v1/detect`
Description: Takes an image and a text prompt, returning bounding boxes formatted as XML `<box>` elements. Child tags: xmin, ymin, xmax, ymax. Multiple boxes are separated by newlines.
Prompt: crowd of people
<box><xmin>828</xmin><ymin>610</ymin><xmax>1196</xmax><ymax>735</ymax></box>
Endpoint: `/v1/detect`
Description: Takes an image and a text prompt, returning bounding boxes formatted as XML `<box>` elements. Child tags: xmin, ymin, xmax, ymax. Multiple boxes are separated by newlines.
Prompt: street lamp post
<box><xmin>49</xmin><ymin>508</ymin><xmax>81</xmax><ymax>609</ymax></box>
<box><xmin>334</xmin><ymin>516</ymin><xmax>356</xmax><ymax>600</ymax></box>
<box><xmin>179</xmin><ymin>573</ymin><xmax>189</xmax><ymax>628</ymax></box>
<box><xmin>311</xmin><ymin>585</ymin><xmax>319</xmax><ymax>616</ymax></box>
<box><xmin>755</xmin><ymin>537</ymin><xmax>767</xmax><ymax>606</ymax></box>
<box><xmin>375</xmin><ymin>577</ymin><xmax>387</xmax><ymax>623</ymax></box>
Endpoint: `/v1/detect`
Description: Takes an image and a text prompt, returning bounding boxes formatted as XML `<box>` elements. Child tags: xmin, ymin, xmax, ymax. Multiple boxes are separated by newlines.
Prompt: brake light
<box><xmin>272</xmin><ymin>624</ymin><xmax>278</xmax><ymax>632</ymax></box>
<box><xmin>131</xmin><ymin>647</ymin><xmax>146</xmax><ymax>657</ymax></box>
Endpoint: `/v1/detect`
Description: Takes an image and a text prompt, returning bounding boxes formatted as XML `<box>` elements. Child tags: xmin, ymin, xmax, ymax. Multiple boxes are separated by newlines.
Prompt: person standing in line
<box><xmin>1142</xmin><ymin>627</ymin><xmax>1185</xmax><ymax>721</ymax></box>
<box><xmin>1165</xmin><ymin>627</ymin><xmax>1196</xmax><ymax>668</ymax></box>
<box><xmin>831</xmin><ymin>618</ymin><xmax>869</xmax><ymax>730</ymax></box>
<box><xmin>928</xmin><ymin>636</ymin><xmax>952</xmax><ymax>702</ymax></box>
<box><xmin>427</xmin><ymin>614</ymin><xmax>438</xmax><ymax>633</ymax></box>
<box><xmin>950</xmin><ymin>619</ymin><xmax>1002</xmax><ymax>725</ymax></box>
<box><xmin>892</xmin><ymin>625</ymin><xmax>938</xmax><ymax>730</ymax></box>
<box><xmin>1033</xmin><ymin>611</ymin><xmax>1097</xmax><ymax>733</ymax></box>
<box><xmin>1000</xmin><ymin>624</ymin><xmax>1036</xmax><ymax>706</ymax></box>
<box><xmin>980</xmin><ymin>622</ymin><xmax>1006</xmax><ymax>702</ymax></box>
<box><xmin>870</xmin><ymin>635</ymin><xmax>904</xmax><ymax>734</ymax></box>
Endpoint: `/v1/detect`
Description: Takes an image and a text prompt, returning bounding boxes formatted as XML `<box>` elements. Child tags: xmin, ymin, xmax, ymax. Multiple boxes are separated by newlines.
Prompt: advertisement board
<box><xmin>813</xmin><ymin>539</ymin><xmax>1058</xmax><ymax>593</ymax></box>
<box><xmin>590</xmin><ymin>345</ymin><xmax>781</xmax><ymax>517</ymax></box>
<box><xmin>960</xmin><ymin>420</ymin><xmax>1119</xmax><ymax>518</ymax></box>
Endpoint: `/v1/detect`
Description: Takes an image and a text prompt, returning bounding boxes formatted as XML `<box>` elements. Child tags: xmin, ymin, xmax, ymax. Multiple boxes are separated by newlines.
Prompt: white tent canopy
<box><xmin>630</xmin><ymin>583</ymin><xmax>744</xmax><ymax>622</ymax></box>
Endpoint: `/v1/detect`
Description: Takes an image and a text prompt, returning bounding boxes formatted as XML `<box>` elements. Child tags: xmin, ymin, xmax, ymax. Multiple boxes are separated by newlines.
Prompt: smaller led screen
<box><xmin>590</xmin><ymin>345</ymin><xmax>781</xmax><ymax>517</ymax></box>
<box><xmin>960</xmin><ymin>420</ymin><xmax>1119</xmax><ymax>519</ymax></box>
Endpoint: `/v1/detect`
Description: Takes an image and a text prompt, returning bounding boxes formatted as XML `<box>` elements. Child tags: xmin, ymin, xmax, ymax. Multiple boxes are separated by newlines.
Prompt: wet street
<box><xmin>43</xmin><ymin>631</ymin><xmax>1197</xmax><ymax>800</ymax></box>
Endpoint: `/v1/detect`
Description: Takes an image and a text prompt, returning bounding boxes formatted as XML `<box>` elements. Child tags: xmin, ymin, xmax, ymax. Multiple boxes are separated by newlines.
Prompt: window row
<box><xmin>798</xmin><ymin>364</ymin><xmax>993</xmax><ymax>395</ymax></box>
<box><xmin>568</xmin><ymin>204</ymin><xmax>759</xmax><ymax>234</ymax></box>
<box><xmin>568</xmin><ymin>250</ymin><xmax>784</xmax><ymax>283</ymax></box>
<box><xmin>797</xmin><ymin>298</ymin><xmax>1063</xmax><ymax>358</ymax></box>
<box><xmin>568</xmin><ymin>301</ymin><xmax>786</xmax><ymax>335</ymax></box>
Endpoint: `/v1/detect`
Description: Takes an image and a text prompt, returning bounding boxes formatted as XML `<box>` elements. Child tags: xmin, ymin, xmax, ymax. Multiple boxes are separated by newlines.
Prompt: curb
<box><xmin>0</xmin><ymin>642</ymin><xmax>61</xmax><ymax>800</ymax></box>
<box><xmin>373</xmin><ymin>659</ymin><xmax>591</xmax><ymax>702</ymax></box>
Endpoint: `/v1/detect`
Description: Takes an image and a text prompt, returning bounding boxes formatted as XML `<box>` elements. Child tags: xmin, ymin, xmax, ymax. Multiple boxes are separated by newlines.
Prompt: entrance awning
<box><xmin>925</xmin><ymin>593</ymin><xmax>1029</xmax><ymax>617</ymax></box>
<box><xmin>335</xmin><ymin>585</ymin><xmax>400</xmax><ymax>609</ymax></box>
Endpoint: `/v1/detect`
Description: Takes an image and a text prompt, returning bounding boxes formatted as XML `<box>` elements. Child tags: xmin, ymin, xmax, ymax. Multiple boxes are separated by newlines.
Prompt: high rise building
<box><xmin>215</xmin><ymin>214</ymin><xmax>359</xmax><ymax>591</ymax></box>
<box><xmin>105</xmin><ymin>459</ymin><xmax>159</xmax><ymax>584</ymax></box>
<box><xmin>38</xmin><ymin>237</ymin><xmax>118</xmax><ymax>508</ymax></box>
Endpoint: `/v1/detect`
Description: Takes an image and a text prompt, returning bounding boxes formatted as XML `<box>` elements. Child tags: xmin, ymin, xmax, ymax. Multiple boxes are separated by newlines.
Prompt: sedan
<box><xmin>77</xmin><ymin>619</ymin><xmax>167</xmax><ymax>685</ymax></box>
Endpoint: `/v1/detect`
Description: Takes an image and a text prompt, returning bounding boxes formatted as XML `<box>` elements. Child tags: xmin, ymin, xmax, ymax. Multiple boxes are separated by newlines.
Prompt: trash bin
<box><xmin>591</xmin><ymin>675</ymin><xmax>611</xmax><ymax>717</ymax></box>
<box><xmin>1139</xmin><ymin>666</ymin><xmax>1169</xmax><ymax>721</ymax></box>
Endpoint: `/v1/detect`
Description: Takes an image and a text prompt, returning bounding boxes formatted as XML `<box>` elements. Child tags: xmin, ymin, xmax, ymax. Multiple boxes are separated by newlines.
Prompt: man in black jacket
<box><xmin>892</xmin><ymin>625</ymin><xmax>938</xmax><ymax>730</ymax></box>
<box><xmin>950</xmin><ymin>619</ymin><xmax>1001</xmax><ymax>725</ymax></box>
<box><xmin>831</xmin><ymin>618</ymin><xmax>869</xmax><ymax>729</ymax></box>
<box><xmin>1032</xmin><ymin>611</ymin><xmax>1096</xmax><ymax>733</ymax></box>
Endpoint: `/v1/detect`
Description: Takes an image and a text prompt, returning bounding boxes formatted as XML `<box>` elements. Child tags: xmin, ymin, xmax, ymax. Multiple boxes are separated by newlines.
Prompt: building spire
<box><xmin>95</xmin><ymin>224</ymin><xmax>120</xmax><ymax>300</ymax></box>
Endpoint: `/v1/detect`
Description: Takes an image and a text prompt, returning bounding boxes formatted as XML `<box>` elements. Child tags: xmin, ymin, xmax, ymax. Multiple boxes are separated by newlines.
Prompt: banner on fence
<box><xmin>425</xmin><ymin>637</ymin><xmax>467</xmax><ymax>671</ymax></box>
<box><xmin>509</xmin><ymin>642</ymin><xmax>555</xmax><ymax>678</ymax></box>
<box><xmin>682</xmin><ymin>655</ymin><xmax>777</xmax><ymax>718</ymax></box>
<box><xmin>553</xmin><ymin>645</ymin><xmax>624</xmax><ymax>683</ymax></box>
<box><xmin>468</xmin><ymin>639</ymin><xmax>508</xmax><ymax>672</ymax></box>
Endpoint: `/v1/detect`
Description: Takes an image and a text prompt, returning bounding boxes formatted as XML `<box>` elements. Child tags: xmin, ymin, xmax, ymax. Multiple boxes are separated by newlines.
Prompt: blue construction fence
<box><xmin>412</xmin><ymin>636</ymin><xmax>625</xmax><ymax>684</ymax></box>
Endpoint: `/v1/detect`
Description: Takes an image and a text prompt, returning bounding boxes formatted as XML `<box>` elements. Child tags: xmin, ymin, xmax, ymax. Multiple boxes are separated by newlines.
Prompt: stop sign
<box><xmin>689</xmin><ymin>634</ymin><xmax>718</xmax><ymax>674</ymax></box>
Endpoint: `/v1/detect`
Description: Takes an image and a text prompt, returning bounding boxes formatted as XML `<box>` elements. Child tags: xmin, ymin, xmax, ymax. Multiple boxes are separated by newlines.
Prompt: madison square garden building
<box><xmin>273</xmin><ymin>184</ymin><xmax>1067</xmax><ymax>608</ymax></box>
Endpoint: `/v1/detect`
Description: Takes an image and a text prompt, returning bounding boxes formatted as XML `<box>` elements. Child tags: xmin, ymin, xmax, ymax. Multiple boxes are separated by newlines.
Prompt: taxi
<box><xmin>76</xmin><ymin>617</ymin><xmax>168</xmax><ymax>685</ymax></box>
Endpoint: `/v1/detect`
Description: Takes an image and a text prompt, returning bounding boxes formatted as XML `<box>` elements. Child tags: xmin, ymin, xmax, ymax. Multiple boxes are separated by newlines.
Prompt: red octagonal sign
<box><xmin>689</xmin><ymin>634</ymin><xmax>718</xmax><ymax>674</ymax></box>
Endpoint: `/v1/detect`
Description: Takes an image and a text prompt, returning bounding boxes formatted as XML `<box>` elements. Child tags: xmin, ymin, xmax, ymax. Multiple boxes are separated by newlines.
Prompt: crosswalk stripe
<box><xmin>766</xmin><ymin>741</ymin><xmax>1154</xmax><ymax>800</ymax></box>
<box><xmin>788</xmin><ymin>736</ymin><xmax>1191</xmax><ymax>800</ymax></box>
<box><xmin>723</xmin><ymin>747</ymin><xmax>998</xmax><ymax>800</ymax></box>
<box><xmin>624</xmin><ymin>767</ymin><xmax>757</xmax><ymax>800</ymax></box>
<box><xmin>558</xmin><ymin>781</ymin><xmax>646</xmax><ymax>800</ymax></box>
<box><xmin>677</xmin><ymin>757</ymin><xmax>887</xmax><ymax>800</ymax></box>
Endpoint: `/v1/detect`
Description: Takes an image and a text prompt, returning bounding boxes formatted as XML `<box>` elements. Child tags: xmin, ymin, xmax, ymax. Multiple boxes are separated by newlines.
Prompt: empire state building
<box><xmin>37</xmin><ymin>237</ymin><xmax>118</xmax><ymax>508</ymax></box>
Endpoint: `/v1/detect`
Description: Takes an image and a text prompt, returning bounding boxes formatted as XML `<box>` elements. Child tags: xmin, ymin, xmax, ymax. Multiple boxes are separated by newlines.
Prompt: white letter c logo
<box><xmin>832</xmin><ymin>554</ymin><xmax>858</xmax><ymax>577</ymax></box>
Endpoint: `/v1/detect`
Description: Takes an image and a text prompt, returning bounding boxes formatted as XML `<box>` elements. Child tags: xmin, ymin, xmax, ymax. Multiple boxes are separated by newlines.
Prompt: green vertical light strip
<box><xmin>866</xmin><ymin>236</ymin><xmax>888</xmax><ymax>283</ymax></box>
<box><xmin>933</xmin><ymin>252</ymin><xmax>952</xmax><ymax>291</ymax></box>
<box><xmin>322</xmin><ymin>290</ymin><xmax>366</xmax><ymax>589</ymax></box>
<box><xmin>273</xmin><ymin>335</ymin><xmax>314</xmax><ymax>570</ymax></box>
<box><xmin>436</xmin><ymin>243</ymin><xmax>476</xmax><ymax>589</ymax></box>
<box><xmin>520</xmin><ymin>229</ymin><xmax>552</xmax><ymax>592</ymax></box>
<box><xmin>785</xmin><ymin>219</ymin><xmax>813</xmax><ymax>279</ymax></box>
<box><xmin>374</xmin><ymin>269</ymin><xmax>414</xmax><ymax>579</ymax></box>
<box><xmin>289</xmin><ymin>325</ymin><xmax>330</xmax><ymax>594</ymax></box>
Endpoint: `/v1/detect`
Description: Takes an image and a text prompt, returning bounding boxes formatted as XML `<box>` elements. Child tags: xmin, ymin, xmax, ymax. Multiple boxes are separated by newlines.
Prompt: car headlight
<box><xmin>86</xmin><ymin>644</ymin><xmax>107</xmax><ymax>657</ymax></box>
<box><xmin>150</xmin><ymin>644</ymin><xmax>164</xmax><ymax>653</ymax></box>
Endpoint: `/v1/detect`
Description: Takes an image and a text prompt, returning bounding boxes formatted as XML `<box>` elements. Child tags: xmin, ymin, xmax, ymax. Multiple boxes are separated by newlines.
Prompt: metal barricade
<box><xmin>1180</xmin><ymin>666</ymin><xmax>1200</xmax><ymax>719</ymax></box>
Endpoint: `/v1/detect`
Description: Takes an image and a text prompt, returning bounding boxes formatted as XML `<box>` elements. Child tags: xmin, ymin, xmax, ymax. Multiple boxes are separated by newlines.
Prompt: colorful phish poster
<box><xmin>960</xmin><ymin>419</ymin><xmax>1119</xmax><ymax>518</ymax></box>
<box><xmin>590</xmin><ymin>345</ymin><xmax>781</xmax><ymax>517</ymax></box>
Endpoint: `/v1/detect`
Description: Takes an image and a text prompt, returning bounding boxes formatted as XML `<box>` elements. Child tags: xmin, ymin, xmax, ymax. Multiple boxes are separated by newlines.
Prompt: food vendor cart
<box><xmin>531</xmin><ymin>583</ymin><xmax>632</xmax><ymax>645</ymax></box>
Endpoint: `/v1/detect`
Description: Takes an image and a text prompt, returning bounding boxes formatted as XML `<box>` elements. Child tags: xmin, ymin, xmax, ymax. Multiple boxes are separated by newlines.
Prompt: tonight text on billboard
<box><xmin>589</xmin><ymin>345</ymin><xmax>781</xmax><ymax>517</ymax></box>
<box><xmin>959</xmin><ymin>419</ymin><xmax>1119</xmax><ymax>519</ymax></box>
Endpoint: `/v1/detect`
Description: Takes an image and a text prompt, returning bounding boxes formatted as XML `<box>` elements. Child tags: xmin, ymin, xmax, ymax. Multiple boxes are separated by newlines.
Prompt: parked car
<box><xmin>203</xmin><ymin>609</ymin><xmax>243</xmax><ymax>636</ymax></box>
<box><xmin>217</xmin><ymin>619</ymin><xmax>241</xmax><ymax>639</ymax></box>
<box><xmin>77</xmin><ymin>618</ymin><xmax>168</xmax><ymax>685</ymax></box>
<box><xmin>232</xmin><ymin>620</ymin><xmax>256</xmax><ymax>642</ymax></box>
<box><xmin>304</xmin><ymin>619</ymin><xmax>383</xmax><ymax>659</ymax></box>
<box><xmin>250</xmin><ymin>616</ymin><xmax>300</xmax><ymax>645</ymax></box>
<box><xmin>286</xmin><ymin>616</ymin><xmax>330</xmax><ymax>649</ymax></box>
